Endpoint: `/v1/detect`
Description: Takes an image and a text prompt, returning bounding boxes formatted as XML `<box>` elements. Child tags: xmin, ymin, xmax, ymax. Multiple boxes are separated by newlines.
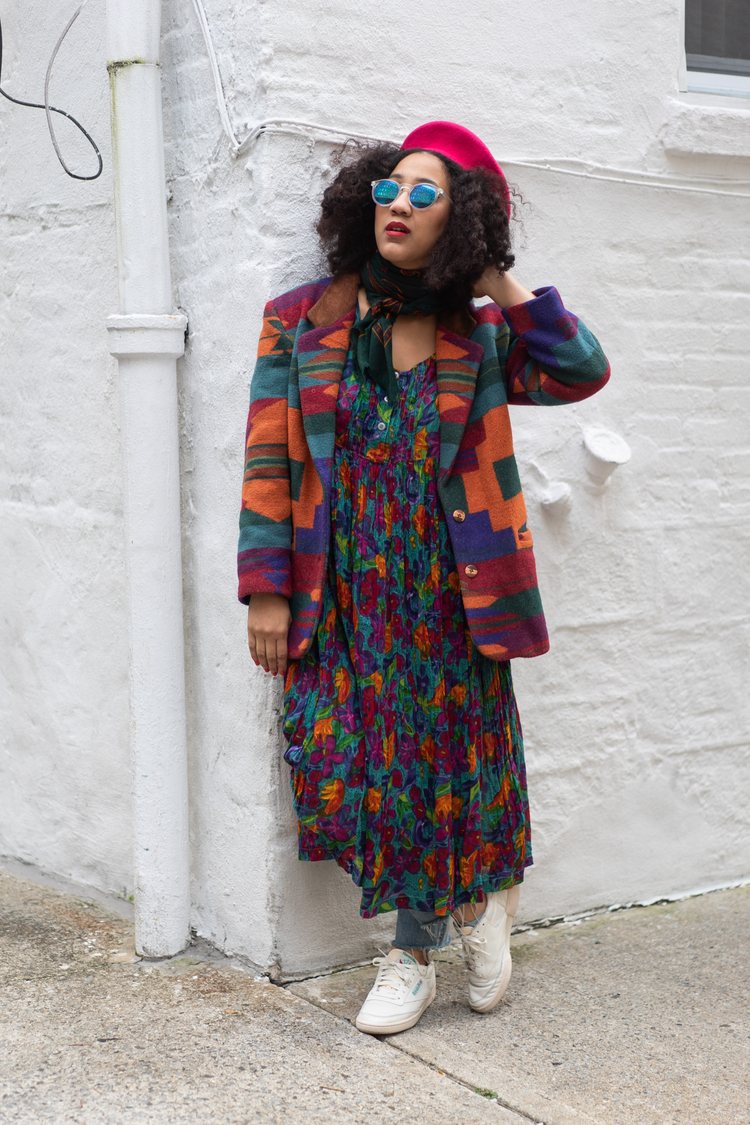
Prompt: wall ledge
<box><xmin>661</xmin><ymin>98</ymin><xmax>750</xmax><ymax>159</ymax></box>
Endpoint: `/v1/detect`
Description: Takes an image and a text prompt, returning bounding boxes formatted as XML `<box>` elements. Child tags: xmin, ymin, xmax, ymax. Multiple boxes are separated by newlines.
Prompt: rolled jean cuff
<box><xmin>394</xmin><ymin>908</ymin><xmax>453</xmax><ymax>951</ymax></box>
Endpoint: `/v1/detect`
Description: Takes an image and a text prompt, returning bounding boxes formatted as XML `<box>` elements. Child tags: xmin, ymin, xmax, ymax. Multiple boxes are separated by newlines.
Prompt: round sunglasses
<box><xmin>370</xmin><ymin>179</ymin><xmax>449</xmax><ymax>210</ymax></box>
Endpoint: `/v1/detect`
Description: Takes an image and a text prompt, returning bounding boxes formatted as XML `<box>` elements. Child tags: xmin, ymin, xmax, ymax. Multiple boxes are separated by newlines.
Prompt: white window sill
<box><xmin>661</xmin><ymin>95</ymin><xmax>750</xmax><ymax>158</ymax></box>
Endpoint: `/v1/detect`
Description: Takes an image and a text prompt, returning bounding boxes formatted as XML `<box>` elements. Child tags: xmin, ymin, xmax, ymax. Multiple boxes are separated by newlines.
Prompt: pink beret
<box><xmin>401</xmin><ymin>120</ymin><xmax>511</xmax><ymax>213</ymax></box>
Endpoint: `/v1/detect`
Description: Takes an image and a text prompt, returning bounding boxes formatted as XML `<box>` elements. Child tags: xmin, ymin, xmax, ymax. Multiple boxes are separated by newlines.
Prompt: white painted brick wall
<box><xmin>0</xmin><ymin>5</ymin><xmax>131</xmax><ymax>896</ymax></box>
<box><xmin>1</xmin><ymin>0</ymin><xmax>748</xmax><ymax>975</ymax></box>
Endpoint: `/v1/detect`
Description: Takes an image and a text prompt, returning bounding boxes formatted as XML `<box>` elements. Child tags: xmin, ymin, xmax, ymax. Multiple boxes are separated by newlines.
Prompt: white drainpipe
<box><xmin>105</xmin><ymin>0</ymin><xmax>190</xmax><ymax>957</ymax></box>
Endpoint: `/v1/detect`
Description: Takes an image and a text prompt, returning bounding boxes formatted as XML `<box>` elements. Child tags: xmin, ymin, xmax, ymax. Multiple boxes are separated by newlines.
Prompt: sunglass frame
<box><xmin>370</xmin><ymin>179</ymin><xmax>449</xmax><ymax>209</ymax></box>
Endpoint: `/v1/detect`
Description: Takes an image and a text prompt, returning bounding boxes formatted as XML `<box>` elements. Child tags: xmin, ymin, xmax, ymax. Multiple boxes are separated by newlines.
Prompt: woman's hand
<box><xmin>473</xmin><ymin>266</ymin><xmax>535</xmax><ymax>308</ymax></box>
<box><xmin>247</xmin><ymin>594</ymin><xmax>292</xmax><ymax>677</ymax></box>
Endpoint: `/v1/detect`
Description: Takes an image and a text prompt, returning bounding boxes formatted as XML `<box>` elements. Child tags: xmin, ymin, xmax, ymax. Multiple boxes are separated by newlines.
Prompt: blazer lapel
<box><xmin>435</xmin><ymin>324</ymin><xmax>484</xmax><ymax>477</ymax></box>
<box><xmin>296</xmin><ymin>310</ymin><xmax>355</xmax><ymax>485</ymax></box>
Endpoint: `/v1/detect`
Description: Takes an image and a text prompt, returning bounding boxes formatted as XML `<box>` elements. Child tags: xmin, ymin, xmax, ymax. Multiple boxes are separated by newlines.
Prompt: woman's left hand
<box><xmin>472</xmin><ymin>265</ymin><xmax>505</xmax><ymax>300</ymax></box>
<box><xmin>473</xmin><ymin>266</ymin><xmax>536</xmax><ymax>308</ymax></box>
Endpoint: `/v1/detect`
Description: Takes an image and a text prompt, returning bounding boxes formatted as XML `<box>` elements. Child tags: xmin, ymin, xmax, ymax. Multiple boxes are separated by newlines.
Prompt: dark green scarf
<box><xmin>353</xmin><ymin>253</ymin><xmax>441</xmax><ymax>400</ymax></box>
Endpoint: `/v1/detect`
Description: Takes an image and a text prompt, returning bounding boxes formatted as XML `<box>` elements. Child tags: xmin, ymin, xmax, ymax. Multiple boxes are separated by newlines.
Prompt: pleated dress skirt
<box><xmin>282</xmin><ymin>350</ymin><xmax>533</xmax><ymax>919</ymax></box>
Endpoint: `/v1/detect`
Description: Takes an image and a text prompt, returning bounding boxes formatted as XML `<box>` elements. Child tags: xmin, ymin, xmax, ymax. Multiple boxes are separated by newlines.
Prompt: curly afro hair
<box><xmin>316</xmin><ymin>141</ymin><xmax>516</xmax><ymax>311</ymax></box>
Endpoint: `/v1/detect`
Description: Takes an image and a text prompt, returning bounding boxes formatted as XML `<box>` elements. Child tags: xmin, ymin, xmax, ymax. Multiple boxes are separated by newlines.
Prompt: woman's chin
<box><xmin>377</xmin><ymin>241</ymin><xmax>427</xmax><ymax>272</ymax></box>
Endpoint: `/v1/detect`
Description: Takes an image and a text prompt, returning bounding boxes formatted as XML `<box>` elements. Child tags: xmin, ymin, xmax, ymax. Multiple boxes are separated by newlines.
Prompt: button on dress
<box><xmin>282</xmin><ymin>346</ymin><xmax>532</xmax><ymax>919</ymax></box>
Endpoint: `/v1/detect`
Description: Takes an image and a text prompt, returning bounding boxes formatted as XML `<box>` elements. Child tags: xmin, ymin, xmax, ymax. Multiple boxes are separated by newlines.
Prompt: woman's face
<box><xmin>373</xmin><ymin>151</ymin><xmax>451</xmax><ymax>271</ymax></box>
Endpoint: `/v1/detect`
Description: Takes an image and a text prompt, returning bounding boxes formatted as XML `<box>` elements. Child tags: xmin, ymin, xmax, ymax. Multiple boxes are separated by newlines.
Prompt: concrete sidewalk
<box><xmin>1</xmin><ymin>868</ymin><xmax>747</xmax><ymax>1124</ymax></box>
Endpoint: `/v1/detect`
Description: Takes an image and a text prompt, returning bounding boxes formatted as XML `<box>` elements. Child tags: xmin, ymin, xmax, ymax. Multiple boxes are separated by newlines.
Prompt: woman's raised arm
<box><xmin>476</xmin><ymin>266</ymin><xmax>611</xmax><ymax>406</ymax></box>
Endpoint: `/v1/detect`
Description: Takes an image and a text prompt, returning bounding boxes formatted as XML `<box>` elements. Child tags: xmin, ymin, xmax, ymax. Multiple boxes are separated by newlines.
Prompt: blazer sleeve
<box><xmin>237</xmin><ymin>299</ymin><xmax>294</xmax><ymax>604</ymax></box>
<box><xmin>501</xmin><ymin>286</ymin><xmax>611</xmax><ymax>406</ymax></box>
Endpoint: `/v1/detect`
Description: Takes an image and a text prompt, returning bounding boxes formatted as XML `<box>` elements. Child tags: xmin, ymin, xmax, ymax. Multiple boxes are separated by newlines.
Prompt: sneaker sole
<box><xmin>355</xmin><ymin>984</ymin><xmax>436</xmax><ymax>1035</ymax></box>
<box><xmin>468</xmin><ymin>952</ymin><xmax>513</xmax><ymax>1014</ymax></box>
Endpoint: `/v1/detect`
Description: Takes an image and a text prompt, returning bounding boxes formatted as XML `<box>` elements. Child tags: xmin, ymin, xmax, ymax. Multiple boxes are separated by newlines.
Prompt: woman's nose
<box><xmin>390</xmin><ymin>186</ymin><xmax>412</xmax><ymax>214</ymax></box>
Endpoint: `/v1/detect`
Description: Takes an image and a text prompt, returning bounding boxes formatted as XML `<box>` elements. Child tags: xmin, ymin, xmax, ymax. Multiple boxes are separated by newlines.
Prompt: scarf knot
<box><xmin>354</xmin><ymin>253</ymin><xmax>441</xmax><ymax>398</ymax></box>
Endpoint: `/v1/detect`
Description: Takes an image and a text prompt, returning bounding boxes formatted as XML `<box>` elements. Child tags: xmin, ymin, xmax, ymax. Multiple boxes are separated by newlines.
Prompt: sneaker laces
<box><xmin>370</xmin><ymin>950</ymin><xmax>418</xmax><ymax>996</ymax></box>
<box><xmin>460</xmin><ymin>926</ymin><xmax>488</xmax><ymax>972</ymax></box>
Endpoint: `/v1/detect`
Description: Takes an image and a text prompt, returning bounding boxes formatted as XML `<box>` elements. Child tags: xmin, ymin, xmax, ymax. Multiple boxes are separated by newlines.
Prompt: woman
<box><xmin>238</xmin><ymin>121</ymin><xmax>610</xmax><ymax>1035</ymax></box>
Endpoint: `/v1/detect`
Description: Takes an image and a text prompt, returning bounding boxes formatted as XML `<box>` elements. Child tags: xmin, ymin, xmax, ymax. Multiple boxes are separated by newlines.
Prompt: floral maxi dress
<box><xmin>282</xmin><ymin>347</ymin><xmax>533</xmax><ymax>919</ymax></box>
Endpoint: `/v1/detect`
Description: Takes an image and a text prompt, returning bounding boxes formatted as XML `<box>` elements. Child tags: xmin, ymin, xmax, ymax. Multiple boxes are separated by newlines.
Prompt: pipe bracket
<box><xmin>106</xmin><ymin>312</ymin><xmax>188</xmax><ymax>359</ymax></box>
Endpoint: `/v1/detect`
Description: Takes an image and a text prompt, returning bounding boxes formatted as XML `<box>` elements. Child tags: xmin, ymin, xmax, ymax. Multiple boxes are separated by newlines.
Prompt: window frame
<box><xmin>680</xmin><ymin>1</ymin><xmax>750</xmax><ymax>99</ymax></box>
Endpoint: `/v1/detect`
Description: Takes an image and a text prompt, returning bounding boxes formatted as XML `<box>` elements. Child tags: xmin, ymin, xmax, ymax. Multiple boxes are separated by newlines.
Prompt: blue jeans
<box><xmin>394</xmin><ymin>908</ymin><xmax>454</xmax><ymax>951</ymax></box>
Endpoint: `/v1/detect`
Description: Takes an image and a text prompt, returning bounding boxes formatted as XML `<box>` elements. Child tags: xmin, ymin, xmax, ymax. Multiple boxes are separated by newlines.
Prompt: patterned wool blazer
<box><xmin>238</xmin><ymin>273</ymin><xmax>610</xmax><ymax>661</ymax></box>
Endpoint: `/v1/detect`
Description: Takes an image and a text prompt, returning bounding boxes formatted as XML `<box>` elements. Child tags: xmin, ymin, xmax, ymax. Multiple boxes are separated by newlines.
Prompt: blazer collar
<box><xmin>302</xmin><ymin>271</ymin><xmax>484</xmax><ymax>478</ymax></box>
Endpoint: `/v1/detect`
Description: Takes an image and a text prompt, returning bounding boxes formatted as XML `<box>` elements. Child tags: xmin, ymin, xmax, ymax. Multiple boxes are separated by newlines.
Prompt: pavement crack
<box><xmin>276</xmin><ymin>980</ymin><xmax>543</xmax><ymax>1122</ymax></box>
<box><xmin>380</xmin><ymin>1038</ymin><xmax>545</xmax><ymax>1122</ymax></box>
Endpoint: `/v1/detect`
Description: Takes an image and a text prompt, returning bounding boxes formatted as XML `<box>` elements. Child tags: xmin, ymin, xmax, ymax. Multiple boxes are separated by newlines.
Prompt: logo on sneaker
<box><xmin>411</xmin><ymin>981</ymin><xmax>423</xmax><ymax>995</ymax></box>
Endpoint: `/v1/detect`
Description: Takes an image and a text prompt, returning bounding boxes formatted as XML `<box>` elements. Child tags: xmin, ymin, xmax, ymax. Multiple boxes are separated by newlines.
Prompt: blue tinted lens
<box><xmin>372</xmin><ymin>179</ymin><xmax>399</xmax><ymax>205</ymax></box>
<box><xmin>409</xmin><ymin>183</ymin><xmax>439</xmax><ymax>208</ymax></box>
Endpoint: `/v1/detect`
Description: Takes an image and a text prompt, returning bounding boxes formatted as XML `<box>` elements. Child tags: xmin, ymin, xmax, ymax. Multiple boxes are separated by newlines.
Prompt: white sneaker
<box><xmin>458</xmin><ymin>884</ymin><xmax>520</xmax><ymax>1013</ymax></box>
<box><xmin>355</xmin><ymin>948</ymin><xmax>436</xmax><ymax>1035</ymax></box>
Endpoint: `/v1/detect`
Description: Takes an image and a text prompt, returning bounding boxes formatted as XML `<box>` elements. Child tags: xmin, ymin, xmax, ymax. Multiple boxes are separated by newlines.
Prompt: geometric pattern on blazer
<box><xmin>239</xmin><ymin>273</ymin><xmax>610</xmax><ymax>660</ymax></box>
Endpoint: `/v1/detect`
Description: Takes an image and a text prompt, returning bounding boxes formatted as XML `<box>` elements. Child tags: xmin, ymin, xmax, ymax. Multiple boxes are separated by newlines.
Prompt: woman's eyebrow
<box><xmin>391</xmin><ymin>173</ymin><xmax>441</xmax><ymax>187</ymax></box>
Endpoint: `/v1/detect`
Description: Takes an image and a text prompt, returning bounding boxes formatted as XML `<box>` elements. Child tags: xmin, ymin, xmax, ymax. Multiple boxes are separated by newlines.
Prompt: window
<box><xmin>685</xmin><ymin>0</ymin><xmax>750</xmax><ymax>95</ymax></box>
